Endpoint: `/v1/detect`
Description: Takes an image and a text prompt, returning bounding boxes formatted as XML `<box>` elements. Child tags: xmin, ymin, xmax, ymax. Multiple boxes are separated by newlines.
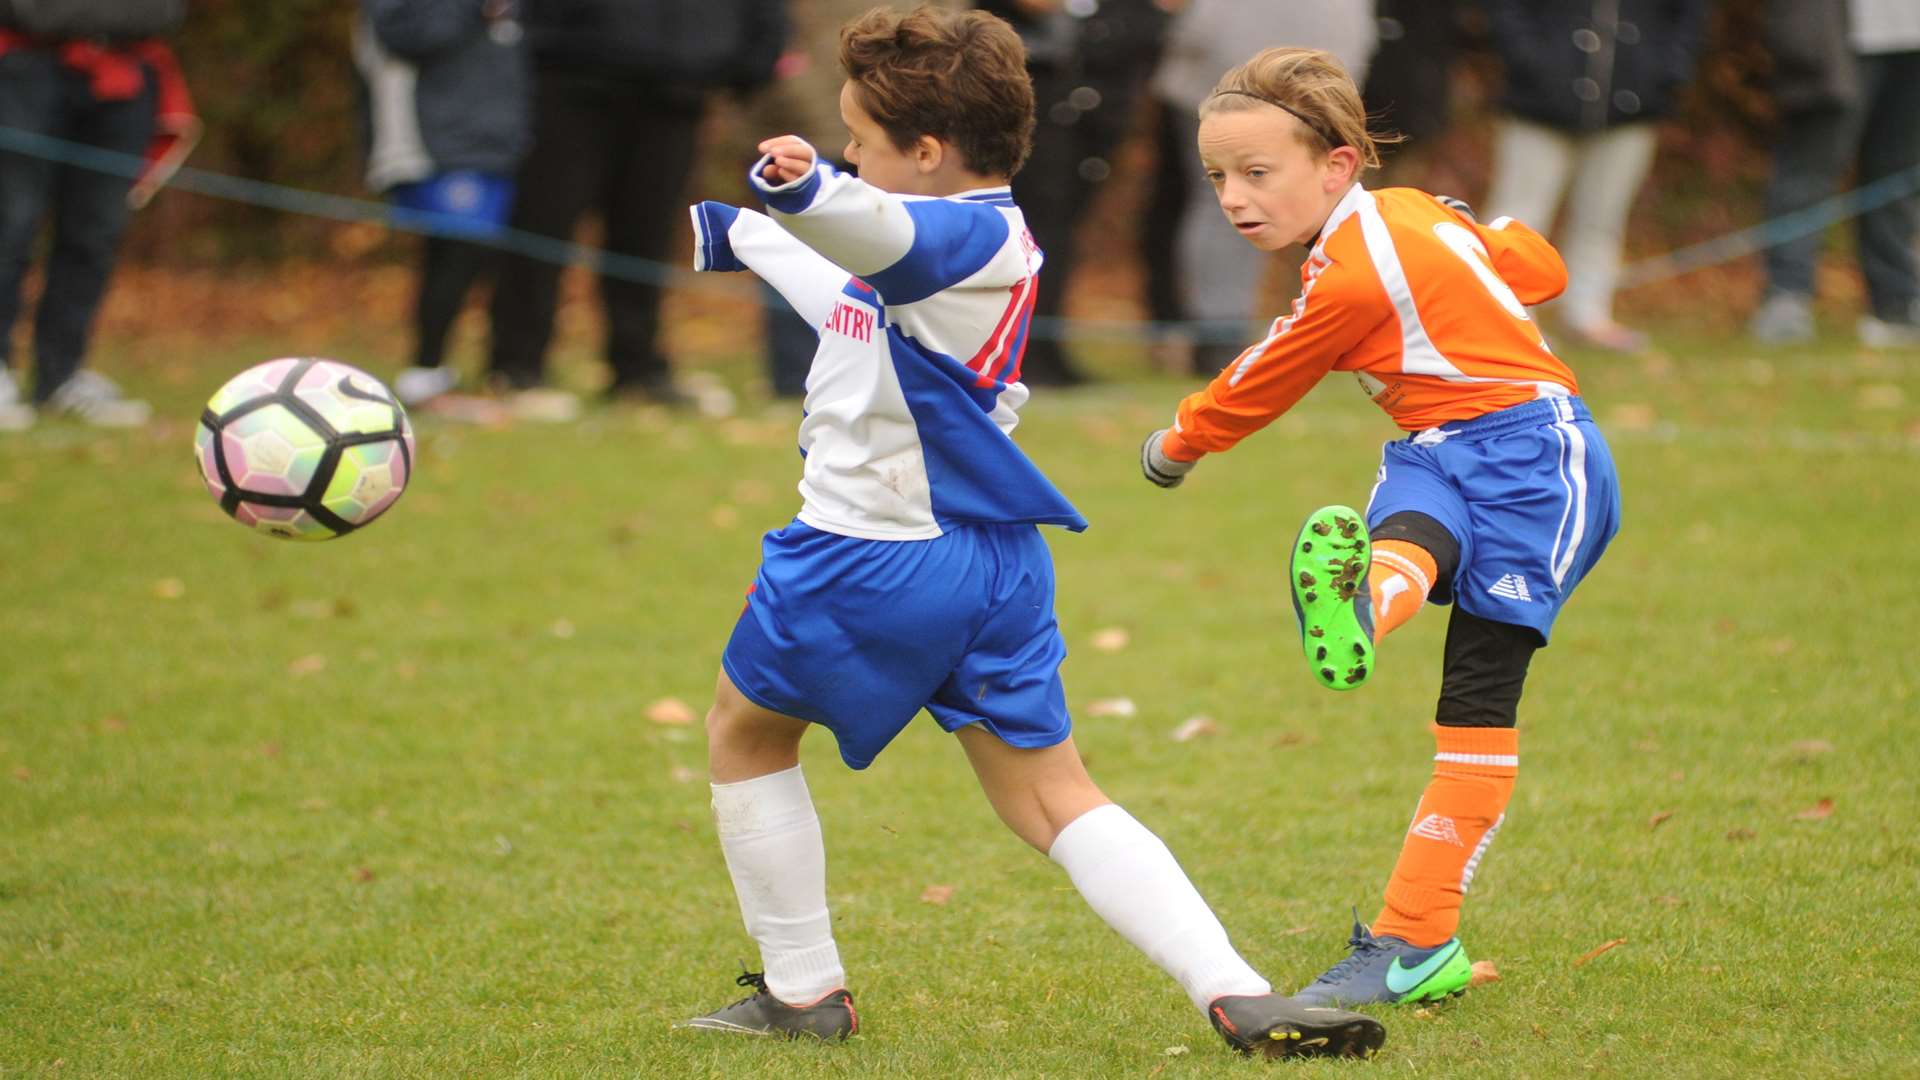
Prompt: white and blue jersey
<box><xmin>690</xmin><ymin>151</ymin><xmax>1085</xmax><ymax>540</ymax></box>
<box><xmin>690</xmin><ymin>149</ymin><xmax>1081</xmax><ymax>768</ymax></box>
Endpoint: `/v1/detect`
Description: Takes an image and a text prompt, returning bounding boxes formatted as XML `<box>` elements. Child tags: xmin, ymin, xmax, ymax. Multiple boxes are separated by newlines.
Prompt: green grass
<box><xmin>3</xmin><ymin>330</ymin><xmax>1917</xmax><ymax>1078</ymax></box>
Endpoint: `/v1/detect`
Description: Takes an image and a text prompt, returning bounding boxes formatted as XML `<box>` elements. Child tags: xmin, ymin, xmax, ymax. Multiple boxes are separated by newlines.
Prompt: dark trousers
<box><xmin>1763</xmin><ymin>51</ymin><xmax>1920</xmax><ymax>321</ymax></box>
<box><xmin>415</xmin><ymin>236</ymin><xmax>492</xmax><ymax>370</ymax></box>
<box><xmin>489</xmin><ymin>66</ymin><xmax>704</xmax><ymax>389</ymax></box>
<box><xmin>0</xmin><ymin>50</ymin><xmax>153</xmax><ymax>401</ymax></box>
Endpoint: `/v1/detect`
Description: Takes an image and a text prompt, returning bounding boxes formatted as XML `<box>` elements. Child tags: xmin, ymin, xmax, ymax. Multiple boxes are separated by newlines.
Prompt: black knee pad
<box><xmin>1435</xmin><ymin>608</ymin><xmax>1538</xmax><ymax>728</ymax></box>
<box><xmin>1371</xmin><ymin>510</ymin><xmax>1460</xmax><ymax>603</ymax></box>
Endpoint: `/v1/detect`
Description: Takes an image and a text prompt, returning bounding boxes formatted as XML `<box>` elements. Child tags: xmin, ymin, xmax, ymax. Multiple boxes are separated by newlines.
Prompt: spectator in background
<box><xmin>1483</xmin><ymin>0</ymin><xmax>1709</xmax><ymax>354</ymax></box>
<box><xmin>0</xmin><ymin>0</ymin><xmax>196</xmax><ymax>430</ymax></box>
<box><xmin>976</xmin><ymin>0</ymin><xmax>1174</xmax><ymax>386</ymax></box>
<box><xmin>1362</xmin><ymin>0</ymin><xmax>1467</xmax><ymax>191</ymax></box>
<box><xmin>1144</xmin><ymin>0</ymin><xmax>1375</xmax><ymax>375</ymax></box>
<box><xmin>353</xmin><ymin>0</ymin><xmax>529</xmax><ymax>409</ymax></box>
<box><xmin>486</xmin><ymin>0</ymin><xmax>787</xmax><ymax>410</ymax></box>
<box><xmin>1749</xmin><ymin>0</ymin><xmax>1920</xmax><ymax>348</ymax></box>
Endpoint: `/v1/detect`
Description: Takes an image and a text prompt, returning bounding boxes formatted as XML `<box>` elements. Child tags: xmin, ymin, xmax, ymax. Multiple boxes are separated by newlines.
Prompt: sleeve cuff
<box><xmin>689</xmin><ymin>201</ymin><xmax>746</xmax><ymax>272</ymax></box>
<box><xmin>749</xmin><ymin>148</ymin><xmax>825</xmax><ymax>215</ymax></box>
<box><xmin>1160</xmin><ymin>427</ymin><xmax>1203</xmax><ymax>462</ymax></box>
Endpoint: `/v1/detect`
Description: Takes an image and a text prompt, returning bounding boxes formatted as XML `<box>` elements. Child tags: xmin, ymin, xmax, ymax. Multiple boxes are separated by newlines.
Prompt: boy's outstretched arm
<box><xmin>749</xmin><ymin>135</ymin><xmax>1016</xmax><ymax>306</ymax></box>
<box><xmin>1140</xmin><ymin>263</ymin><xmax>1388</xmax><ymax>487</ymax></box>
<box><xmin>688</xmin><ymin>201</ymin><xmax>849</xmax><ymax>331</ymax></box>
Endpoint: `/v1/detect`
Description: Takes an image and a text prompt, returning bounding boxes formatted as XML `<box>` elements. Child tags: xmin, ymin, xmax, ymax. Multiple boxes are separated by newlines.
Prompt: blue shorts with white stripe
<box><xmin>1366</xmin><ymin>396</ymin><xmax>1621</xmax><ymax>644</ymax></box>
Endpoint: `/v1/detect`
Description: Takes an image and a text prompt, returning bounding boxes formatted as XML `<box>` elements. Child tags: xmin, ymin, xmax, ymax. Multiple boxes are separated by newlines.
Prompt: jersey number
<box><xmin>1433</xmin><ymin>221</ymin><xmax>1528</xmax><ymax>321</ymax></box>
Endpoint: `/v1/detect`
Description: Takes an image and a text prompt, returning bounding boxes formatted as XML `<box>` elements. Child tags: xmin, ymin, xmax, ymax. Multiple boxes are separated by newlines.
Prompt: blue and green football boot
<box><xmin>1293</xmin><ymin>915</ymin><xmax>1473</xmax><ymax>1007</ymax></box>
<box><xmin>1290</xmin><ymin>505</ymin><xmax>1374</xmax><ymax>691</ymax></box>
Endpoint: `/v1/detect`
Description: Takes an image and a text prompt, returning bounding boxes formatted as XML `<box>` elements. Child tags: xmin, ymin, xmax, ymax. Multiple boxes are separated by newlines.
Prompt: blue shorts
<box><xmin>722</xmin><ymin>520</ymin><xmax>1072</xmax><ymax>769</ymax></box>
<box><xmin>1366</xmin><ymin>397</ymin><xmax>1621</xmax><ymax>644</ymax></box>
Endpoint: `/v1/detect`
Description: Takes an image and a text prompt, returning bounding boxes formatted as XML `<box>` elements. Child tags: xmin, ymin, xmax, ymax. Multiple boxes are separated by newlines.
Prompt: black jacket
<box><xmin>0</xmin><ymin>0</ymin><xmax>183</xmax><ymax>39</ymax></box>
<box><xmin>357</xmin><ymin>0</ymin><xmax>530</xmax><ymax>188</ymax></box>
<box><xmin>1488</xmin><ymin>0</ymin><xmax>1710</xmax><ymax>131</ymax></box>
<box><xmin>522</xmin><ymin>0</ymin><xmax>785</xmax><ymax>91</ymax></box>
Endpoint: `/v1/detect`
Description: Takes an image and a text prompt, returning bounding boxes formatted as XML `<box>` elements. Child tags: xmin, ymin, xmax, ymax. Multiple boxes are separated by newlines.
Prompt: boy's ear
<box><xmin>1324</xmin><ymin>145</ymin><xmax>1361</xmax><ymax>189</ymax></box>
<box><xmin>912</xmin><ymin>133</ymin><xmax>945</xmax><ymax>174</ymax></box>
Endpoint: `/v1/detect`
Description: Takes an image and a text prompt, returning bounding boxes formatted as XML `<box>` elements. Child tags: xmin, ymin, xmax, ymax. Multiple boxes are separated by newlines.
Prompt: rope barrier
<box><xmin>5</xmin><ymin>123</ymin><xmax>1917</xmax><ymax>343</ymax></box>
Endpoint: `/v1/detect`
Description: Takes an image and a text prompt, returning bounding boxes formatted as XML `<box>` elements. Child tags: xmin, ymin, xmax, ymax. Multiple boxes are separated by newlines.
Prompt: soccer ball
<box><xmin>193</xmin><ymin>358</ymin><xmax>415</xmax><ymax>540</ymax></box>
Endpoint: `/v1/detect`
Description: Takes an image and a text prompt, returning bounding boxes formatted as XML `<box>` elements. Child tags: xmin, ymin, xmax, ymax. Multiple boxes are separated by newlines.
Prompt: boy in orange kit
<box><xmin>1140</xmin><ymin>47</ymin><xmax>1622</xmax><ymax>1005</ymax></box>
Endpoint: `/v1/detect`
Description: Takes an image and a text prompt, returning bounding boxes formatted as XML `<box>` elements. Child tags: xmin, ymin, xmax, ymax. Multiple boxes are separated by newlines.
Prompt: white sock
<box><xmin>711</xmin><ymin>765</ymin><xmax>844</xmax><ymax>1004</ymax></box>
<box><xmin>1048</xmin><ymin>803</ymin><xmax>1271</xmax><ymax>1011</ymax></box>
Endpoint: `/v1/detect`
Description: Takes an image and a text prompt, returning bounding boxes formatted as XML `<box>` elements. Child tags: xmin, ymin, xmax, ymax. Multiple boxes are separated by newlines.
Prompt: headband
<box><xmin>1207</xmin><ymin>89</ymin><xmax>1341</xmax><ymax>150</ymax></box>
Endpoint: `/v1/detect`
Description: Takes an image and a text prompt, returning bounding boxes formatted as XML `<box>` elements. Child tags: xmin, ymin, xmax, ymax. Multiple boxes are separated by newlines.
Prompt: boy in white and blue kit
<box><xmin>675</xmin><ymin>5</ymin><xmax>1383</xmax><ymax>1060</ymax></box>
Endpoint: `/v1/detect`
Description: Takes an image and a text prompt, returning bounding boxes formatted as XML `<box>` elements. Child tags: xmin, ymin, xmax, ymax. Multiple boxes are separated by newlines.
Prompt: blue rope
<box><xmin>6</xmin><ymin>122</ymin><xmax>1917</xmax><ymax>342</ymax></box>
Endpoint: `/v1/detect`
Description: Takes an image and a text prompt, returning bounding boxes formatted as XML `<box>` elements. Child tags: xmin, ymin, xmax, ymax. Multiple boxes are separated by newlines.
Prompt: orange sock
<box><xmin>1370</xmin><ymin>725</ymin><xmax>1518</xmax><ymax>947</ymax></box>
<box><xmin>1369</xmin><ymin>540</ymin><xmax>1438</xmax><ymax>640</ymax></box>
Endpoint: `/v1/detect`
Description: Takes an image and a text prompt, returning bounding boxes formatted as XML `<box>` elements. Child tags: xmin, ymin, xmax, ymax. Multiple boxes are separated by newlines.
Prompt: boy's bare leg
<box><xmin>706</xmin><ymin>667</ymin><xmax>810</xmax><ymax>783</ymax></box>
<box><xmin>953</xmin><ymin>727</ymin><xmax>1109</xmax><ymax>850</ymax></box>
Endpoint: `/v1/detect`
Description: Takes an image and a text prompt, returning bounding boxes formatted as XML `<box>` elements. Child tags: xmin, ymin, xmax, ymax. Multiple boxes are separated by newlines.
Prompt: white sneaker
<box><xmin>1857</xmin><ymin>314</ymin><xmax>1920</xmax><ymax>349</ymax></box>
<box><xmin>45</xmin><ymin>369</ymin><xmax>151</xmax><ymax>427</ymax></box>
<box><xmin>0</xmin><ymin>368</ymin><xmax>35</xmax><ymax>431</ymax></box>
<box><xmin>506</xmin><ymin>387</ymin><xmax>581</xmax><ymax>423</ymax></box>
<box><xmin>1748</xmin><ymin>291</ymin><xmax>1815</xmax><ymax>345</ymax></box>
<box><xmin>393</xmin><ymin>365</ymin><xmax>459</xmax><ymax>406</ymax></box>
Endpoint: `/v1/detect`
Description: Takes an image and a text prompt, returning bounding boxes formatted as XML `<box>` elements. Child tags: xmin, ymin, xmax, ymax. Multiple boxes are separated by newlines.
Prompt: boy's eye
<box><xmin>1204</xmin><ymin>171</ymin><xmax>1224</xmax><ymax>185</ymax></box>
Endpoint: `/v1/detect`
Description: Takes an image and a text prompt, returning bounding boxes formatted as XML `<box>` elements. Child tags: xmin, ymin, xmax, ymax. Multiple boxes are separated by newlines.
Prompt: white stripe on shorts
<box><xmin>1548</xmin><ymin>418</ymin><xmax>1589</xmax><ymax>587</ymax></box>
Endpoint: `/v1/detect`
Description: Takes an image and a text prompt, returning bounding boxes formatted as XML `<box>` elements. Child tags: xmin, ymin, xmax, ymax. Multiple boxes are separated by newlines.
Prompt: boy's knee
<box><xmin>1373</xmin><ymin>510</ymin><xmax>1460</xmax><ymax>581</ymax></box>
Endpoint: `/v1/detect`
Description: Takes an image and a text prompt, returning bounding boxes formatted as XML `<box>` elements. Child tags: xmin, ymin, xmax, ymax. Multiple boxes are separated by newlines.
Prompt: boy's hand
<box><xmin>758</xmin><ymin>136</ymin><xmax>817</xmax><ymax>186</ymax></box>
<box><xmin>1140</xmin><ymin>430</ymin><xmax>1197</xmax><ymax>488</ymax></box>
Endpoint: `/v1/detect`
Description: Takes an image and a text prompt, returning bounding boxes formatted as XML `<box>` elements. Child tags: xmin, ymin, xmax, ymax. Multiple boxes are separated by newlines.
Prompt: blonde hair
<box><xmin>1199</xmin><ymin>47</ymin><xmax>1399</xmax><ymax>170</ymax></box>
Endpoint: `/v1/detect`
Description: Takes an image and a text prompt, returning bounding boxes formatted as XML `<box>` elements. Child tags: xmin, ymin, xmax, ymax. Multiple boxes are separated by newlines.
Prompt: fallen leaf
<box><xmin>646</xmin><ymin>698</ymin><xmax>696</xmax><ymax>726</ymax></box>
<box><xmin>1161</xmin><ymin>1045</ymin><xmax>1189</xmax><ymax>1057</ymax></box>
<box><xmin>1647</xmin><ymin>810</ymin><xmax>1675</xmax><ymax>830</ymax></box>
<box><xmin>1762</xmin><ymin>637</ymin><xmax>1796</xmax><ymax>656</ymax></box>
<box><xmin>709</xmin><ymin>505</ymin><xmax>739</xmax><ymax>529</ymax></box>
<box><xmin>152</xmin><ymin>577</ymin><xmax>186</xmax><ymax>599</ymax></box>
<box><xmin>669</xmin><ymin>765</ymin><xmax>698</xmax><ymax>784</ymax></box>
<box><xmin>1084</xmin><ymin>697</ymin><xmax>1137</xmax><ymax>718</ymax></box>
<box><xmin>1573</xmin><ymin>938</ymin><xmax>1626</xmax><ymax>967</ymax></box>
<box><xmin>352</xmin><ymin>866</ymin><xmax>375</xmax><ymax>883</ymax></box>
<box><xmin>101</xmin><ymin>715</ymin><xmax>127</xmax><ymax>732</ymax></box>
<box><xmin>259</xmin><ymin>742</ymin><xmax>281</xmax><ymax>758</ymax></box>
<box><xmin>1171</xmin><ymin>716</ymin><xmax>1218</xmax><ymax>742</ymax></box>
<box><xmin>1790</xmin><ymin>739</ymin><xmax>1834</xmax><ymax>756</ymax></box>
<box><xmin>1470</xmin><ymin>959</ymin><xmax>1501</xmax><ymax>986</ymax></box>
<box><xmin>1088</xmin><ymin>627</ymin><xmax>1130</xmax><ymax>652</ymax></box>
<box><xmin>1654</xmin><ymin>894</ymin><xmax>1684</xmax><ymax>907</ymax></box>
<box><xmin>1726</xmin><ymin>828</ymin><xmax>1756</xmax><ymax>842</ymax></box>
<box><xmin>1411</xmin><ymin>1006</ymin><xmax>1435</xmax><ymax>1019</ymax></box>
<box><xmin>12</xmin><ymin>766</ymin><xmax>29</xmax><ymax>781</ymax></box>
<box><xmin>1794</xmin><ymin>798</ymin><xmax>1834</xmax><ymax>820</ymax></box>
<box><xmin>287</xmin><ymin>654</ymin><xmax>327</xmax><ymax>676</ymax></box>
<box><xmin>1278</xmin><ymin>925</ymin><xmax>1313</xmax><ymax>937</ymax></box>
<box><xmin>920</xmin><ymin>884</ymin><xmax>955</xmax><ymax>905</ymax></box>
<box><xmin>550</xmin><ymin>618</ymin><xmax>576</xmax><ymax>639</ymax></box>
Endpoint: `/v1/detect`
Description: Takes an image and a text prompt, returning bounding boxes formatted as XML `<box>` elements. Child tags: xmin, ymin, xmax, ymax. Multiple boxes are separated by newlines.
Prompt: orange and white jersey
<box><xmin>1162</xmin><ymin>184</ymin><xmax>1577</xmax><ymax>460</ymax></box>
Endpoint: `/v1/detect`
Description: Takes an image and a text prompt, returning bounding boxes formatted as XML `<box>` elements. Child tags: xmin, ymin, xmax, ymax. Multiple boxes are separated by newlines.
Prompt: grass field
<box><xmin>3</xmin><ymin>326</ymin><xmax>1917</xmax><ymax>1078</ymax></box>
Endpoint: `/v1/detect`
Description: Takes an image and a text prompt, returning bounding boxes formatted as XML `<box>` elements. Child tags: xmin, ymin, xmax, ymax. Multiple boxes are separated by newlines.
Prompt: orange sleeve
<box><xmin>1477</xmin><ymin>215</ymin><xmax>1567</xmax><ymax>306</ymax></box>
<box><xmin>1160</xmin><ymin>259</ymin><xmax>1391</xmax><ymax>461</ymax></box>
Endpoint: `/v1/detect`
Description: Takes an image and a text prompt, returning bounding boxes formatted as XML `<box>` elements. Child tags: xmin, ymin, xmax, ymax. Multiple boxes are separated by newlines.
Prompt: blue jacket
<box><xmin>355</xmin><ymin>0</ymin><xmax>530</xmax><ymax>190</ymax></box>
<box><xmin>1488</xmin><ymin>0</ymin><xmax>1710</xmax><ymax>131</ymax></box>
<box><xmin>0</xmin><ymin>0</ymin><xmax>183</xmax><ymax>39</ymax></box>
<box><xmin>523</xmin><ymin>0</ymin><xmax>786</xmax><ymax>91</ymax></box>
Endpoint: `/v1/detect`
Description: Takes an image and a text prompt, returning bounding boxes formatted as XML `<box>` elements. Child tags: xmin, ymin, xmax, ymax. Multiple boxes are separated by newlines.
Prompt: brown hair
<box><xmin>839</xmin><ymin>6</ymin><xmax>1035</xmax><ymax>178</ymax></box>
<box><xmin>1199</xmin><ymin>47</ymin><xmax>1400</xmax><ymax>170</ymax></box>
